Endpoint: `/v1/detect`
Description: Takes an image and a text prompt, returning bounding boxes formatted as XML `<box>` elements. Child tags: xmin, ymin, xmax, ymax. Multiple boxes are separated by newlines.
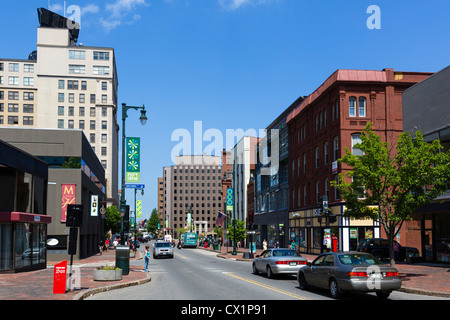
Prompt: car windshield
<box><xmin>156</xmin><ymin>242</ymin><xmax>171</xmax><ymax>248</ymax></box>
<box><xmin>338</xmin><ymin>253</ymin><xmax>383</xmax><ymax>265</ymax></box>
<box><xmin>273</xmin><ymin>249</ymin><xmax>297</xmax><ymax>257</ymax></box>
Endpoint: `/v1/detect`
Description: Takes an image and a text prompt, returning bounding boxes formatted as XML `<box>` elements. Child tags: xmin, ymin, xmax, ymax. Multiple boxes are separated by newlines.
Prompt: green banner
<box><xmin>136</xmin><ymin>200</ymin><xmax>142</xmax><ymax>218</ymax></box>
<box><xmin>126</xmin><ymin>137</ymin><xmax>140</xmax><ymax>182</ymax></box>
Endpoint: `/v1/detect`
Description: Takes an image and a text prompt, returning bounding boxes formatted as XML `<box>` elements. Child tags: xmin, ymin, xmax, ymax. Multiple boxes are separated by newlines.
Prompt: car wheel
<box><xmin>329</xmin><ymin>278</ymin><xmax>341</xmax><ymax>299</ymax></box>
<box><xmin>376</xmin><ymin>291</ymin><xmax>391</xmax><ymax>299</ymax></box>
<box><xmin>266</xmin><ymin>266</ymin><xmax>274</xmax><ymax>279</ymax></box>
<box><xmin>298</xmin><ymin>272</ymin><xmax>308</xmax><ymax>290</ymax></box>
<box><xmin>252</xmin><ymin>263</ymin><xmax>259</xmax><ymax>275</ymax></box>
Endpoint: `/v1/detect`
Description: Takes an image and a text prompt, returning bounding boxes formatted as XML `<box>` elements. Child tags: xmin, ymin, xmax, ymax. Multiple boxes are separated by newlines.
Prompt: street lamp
<box><xmin>120</xmin><ymin>103</ymin><xmax>148</xmax><ymax>245</ymax></box>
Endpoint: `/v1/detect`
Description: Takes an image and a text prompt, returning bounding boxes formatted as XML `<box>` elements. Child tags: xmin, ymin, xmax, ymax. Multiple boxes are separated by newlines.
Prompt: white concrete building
<box><xmin>0</xmin><ymin>16</ymin><xmax>119</xmax><ymax>206</ymax></box>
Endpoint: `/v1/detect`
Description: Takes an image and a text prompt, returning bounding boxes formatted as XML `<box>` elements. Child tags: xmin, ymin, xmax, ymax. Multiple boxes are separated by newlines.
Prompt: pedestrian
<box><xmin>263</xmin><ymin>239</ymin><xmax>267</xmax><ymax>251</ymax></box>
<box><xmin>291</xmin><ymin>239</ymin><xmax>296</xmax><ymax>251</ymax></box>
<box><xmin>393</xmin><ymin>241</ymin><xmax>400</xmax><ymax>261</ymax></box>
<box><xmin>113</xmin><ymin>238</ymin><xmax>118</xmax><ymax>249</ymax></box>
<box><xmin>98</xmin><ymin>241</ymin><xmax>103</xmax><ymax>255</ymax></box>
<box><xmin>144</xmin><ymin>245</ymin><xmax>150</xmax><ymax>272</ymax></box>
<box><xmin>105</xmin><ymin>239</ymin><xmax>110</xmax><ymax>251</ymax></box>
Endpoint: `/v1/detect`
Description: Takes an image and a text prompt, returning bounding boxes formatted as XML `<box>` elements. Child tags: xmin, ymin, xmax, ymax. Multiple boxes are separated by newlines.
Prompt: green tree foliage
<box><xmin>332</xmin><ymin>123</ymin><xmax>450</xmax><ymax>266</ymax></box>
<box><xmin>146</xmin><ymin>208</ymin><xmax>160</xmax><ymax>236</ymax></box>
<box><xmin>227</xmin><ymin>219</ymin><xmax>246</xmax><ymax>245</ymax></box>
<box><xmin>104</xmin><ymin>206</ymin><xmax>121</xmax><ymax>237</ymax></box>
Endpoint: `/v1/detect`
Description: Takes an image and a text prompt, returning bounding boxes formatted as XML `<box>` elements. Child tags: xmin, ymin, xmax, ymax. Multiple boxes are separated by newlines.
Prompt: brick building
<box><xmin>286</xmin><ymin>68</ymin><xmax>433</xmax><ymax>254</ymax></box>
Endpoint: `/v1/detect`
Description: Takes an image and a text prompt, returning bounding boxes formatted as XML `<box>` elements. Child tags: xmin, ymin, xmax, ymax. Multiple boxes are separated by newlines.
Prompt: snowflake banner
<box><xmin>126</xmin><ymin>137</ymin><xmax>141</xmax><ymax>182</ymax></box>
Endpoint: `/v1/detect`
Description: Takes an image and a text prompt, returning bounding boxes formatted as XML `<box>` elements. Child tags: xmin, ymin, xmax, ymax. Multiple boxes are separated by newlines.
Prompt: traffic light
<box><xmin>247</xmin><ymin>211</ymin><xmax>255</xmax><ymax>230</ymax></box>
<box><xmin>123</xmin><ymin>205</ymin><xmax>130</xmax><ymax>230</ymax></box>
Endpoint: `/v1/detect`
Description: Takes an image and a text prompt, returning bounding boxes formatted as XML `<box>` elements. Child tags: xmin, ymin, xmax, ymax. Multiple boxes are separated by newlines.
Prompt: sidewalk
<box><xmin>0</xmin><ymin>248</ymin><xmax>150</xmax><ymax>300</ymax></box>
<box><xmin>0</xmin><ymin>245</ymin><xmax>449</xmax><ymax>300</ymax></box>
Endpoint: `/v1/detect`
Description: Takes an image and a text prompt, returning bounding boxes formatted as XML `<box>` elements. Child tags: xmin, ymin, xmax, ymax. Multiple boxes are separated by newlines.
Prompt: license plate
<box><xmin>369</xmin><ymin>273</ymin><xmax>382</xmax><ymax>278</ymax></box>
<box><xmin>289</xmin><ymin>262</ymin><xmax>297</xmax><ymax>266</ymax></box>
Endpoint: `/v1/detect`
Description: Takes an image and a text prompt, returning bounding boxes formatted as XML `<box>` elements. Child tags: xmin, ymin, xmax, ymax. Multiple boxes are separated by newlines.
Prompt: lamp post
<box><xmin>185</xmin><ymin>204</ymin><xmax>193</xmax><ymax>233</ymax></box>
<box><xmin>120</xmin><ymin>103</ymin><xmax>147</xmax><ymax>245</ymax></box>
<box><xmin>134</xmin><ymin>187</ymin><xmax>144</xmax><ymax>252</ymax></box>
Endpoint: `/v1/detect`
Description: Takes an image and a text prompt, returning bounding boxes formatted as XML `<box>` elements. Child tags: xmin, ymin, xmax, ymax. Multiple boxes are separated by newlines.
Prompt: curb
<box><xmin>397</xmin><ymin>287</ymin><xmax>450</xmax><ymax>298</ymax></box>
<box><xmin>74</xmin><ymin>272</ymin><xmax>151</xmax><ymax>300</ymax></box>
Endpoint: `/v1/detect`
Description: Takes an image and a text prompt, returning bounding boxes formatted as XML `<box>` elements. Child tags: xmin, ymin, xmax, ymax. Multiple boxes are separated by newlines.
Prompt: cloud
<box><xmin>218</xmin><ymin>0</ymin><xmax>270</xmax><ymax>11</ymax></box>
<box><xmin>100</xmin><ymin>0</ymin><xmax>149</xmax><ymax>32</ymax></box>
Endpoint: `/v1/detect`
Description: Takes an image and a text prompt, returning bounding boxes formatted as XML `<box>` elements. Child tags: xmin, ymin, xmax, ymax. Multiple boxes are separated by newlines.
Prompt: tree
<box><xmin>146</xmin><ymin>208</ymin><xmax>160</xmax><ymax>237</ymax></box>
<box><xmin>227</xmin><ymin>219</ymin><xmax>246</xmax><ymax>248</ymax></box>
<box><xmin>332</xmin><ymin>123</ymin><xmax>450</xmax><ymax>266</ymax></box>
<box><xmin>104</xmin><ymin>206</ymin><xmax>121</xmax><ymax>237</ymax></box>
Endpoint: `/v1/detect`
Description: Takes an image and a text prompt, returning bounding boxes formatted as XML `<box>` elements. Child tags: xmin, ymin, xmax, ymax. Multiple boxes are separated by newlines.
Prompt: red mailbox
<box><xmin>53</xmin><ymin>261</ymin><xmax>67</xmax><ymax>294</ymax></box>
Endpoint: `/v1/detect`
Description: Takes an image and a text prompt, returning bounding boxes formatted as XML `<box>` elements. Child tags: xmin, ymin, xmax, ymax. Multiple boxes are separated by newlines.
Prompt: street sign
<box><xmin>125</xmin><ymin>184</ymin><xmax>145</xmax><ymax>189</ymax></box>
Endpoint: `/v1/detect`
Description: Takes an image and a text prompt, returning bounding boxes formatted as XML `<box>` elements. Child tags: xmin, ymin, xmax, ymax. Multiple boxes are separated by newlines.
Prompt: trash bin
<box><xmin>115</xmin><ymin>245</ymin><xmax>130</xmax><ymax>275</ymax></box>
<box><xmin>214</xmin><ymin>243</ymin><xmax>219</xmax><ymax>251</ymax></box>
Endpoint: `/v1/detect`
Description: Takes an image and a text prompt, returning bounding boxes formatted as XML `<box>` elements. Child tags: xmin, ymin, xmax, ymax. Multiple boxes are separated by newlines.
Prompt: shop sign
<box><xmin>61</xmin><ymin>184</ymin><xmax>76</xmax><ymax>222</ymax></box>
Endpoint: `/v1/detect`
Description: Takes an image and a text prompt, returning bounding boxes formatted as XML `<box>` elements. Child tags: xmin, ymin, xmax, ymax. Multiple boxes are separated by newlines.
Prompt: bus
<box><xmin>183</xmin><ymin>233</ymin><xmax>198</xmax><ymax>248</ymax></box>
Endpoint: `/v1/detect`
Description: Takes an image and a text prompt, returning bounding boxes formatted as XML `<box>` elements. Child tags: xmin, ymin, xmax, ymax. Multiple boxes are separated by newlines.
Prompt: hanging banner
<box><xmin>90</xmin><ymin>195</ymin><xmax>99</xmax><ymax>216</ymax></box>
<box><xmin>126</xmin><ymin>137</ymin><xmax>141</xmax><ymax>183</ymax></box>
<box><xmin>61</xmin><ymin>184</ymin><xmax>76</xmax><ymax>222</ymax></box>
<box><xmin>226</xmin><ymin>188</ymin><xmax>234</xmax><ymax>211</ymax></box>
<box><xmin>136</xmin><ymin>200</ymin><xmax>142</xmax><ymax>218</ymax></box>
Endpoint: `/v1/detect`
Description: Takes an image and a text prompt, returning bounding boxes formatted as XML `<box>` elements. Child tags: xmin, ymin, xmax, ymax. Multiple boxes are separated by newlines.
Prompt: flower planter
<box><xmin>93</xmin><ymin>269</ymin><xmax>122</xmax><ymax>281</ymax></box>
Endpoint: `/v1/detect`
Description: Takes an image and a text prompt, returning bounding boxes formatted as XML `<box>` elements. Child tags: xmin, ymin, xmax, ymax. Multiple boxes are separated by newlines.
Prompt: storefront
<box><xmin>289</xmin><ymin>204</ymin><xmax>380</xmax><ymax>254</ymax></box>
<box><xmin>0</xmin><ymin>140</ymin><xmax>51</xmax><ymax>273</ymax></box>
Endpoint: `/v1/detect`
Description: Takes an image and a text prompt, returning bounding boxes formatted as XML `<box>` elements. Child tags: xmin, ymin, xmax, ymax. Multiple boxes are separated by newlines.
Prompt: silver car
<box><xmin>252</xmin><ymin>248</ymin><xmax>308</xmax><ymax>278</ymax></box>
<box><xmin>153</xmin><ymin>241</ymin><xmax>174</xmax><ymax>259</ymax></box>
<box><xmin>297</xmin><ymin>252</ymin><xmax>402</xmax><ymax>299</ymax></box>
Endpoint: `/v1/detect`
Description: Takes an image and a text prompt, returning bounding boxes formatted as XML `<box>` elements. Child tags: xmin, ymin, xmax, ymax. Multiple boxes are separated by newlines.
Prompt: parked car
<box><xmin>252</xmin><ymin>248</ymin><xmax>308</xmax><ymax>278</ymax></box>
<box><xmin>356</xmin><ymin>238</ymin><xmax>419</xmax><ymax>261</ymax></box>
<box><xmin>297</xmin><ymin>252</ymin><xmax>401</xmax><ymax>299</ymax></box>
<box><xmin>153</xmin><ymin>241</ymin><xmax>174</xmax><ymax>259</ymax></box>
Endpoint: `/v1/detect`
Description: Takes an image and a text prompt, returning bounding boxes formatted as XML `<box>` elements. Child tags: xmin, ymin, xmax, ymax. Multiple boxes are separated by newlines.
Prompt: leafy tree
<box><xmin>104</xmin><ymin>206</ymin><xmax>121</xmax><ymax>237</ymax></box>
<box><xmin>146</xmin><ymin>208</ymin><xmax>160</xmax><ymax>236</ymax></box>
<box><xmin>227</xmin><ymin>219</ymin><xmax>246</xmax><ymax>248</ymax></box>
<box><xmin>332</xmin><ymin>123</ymin><xmax>450</xmax><ymax>266</ymax></box>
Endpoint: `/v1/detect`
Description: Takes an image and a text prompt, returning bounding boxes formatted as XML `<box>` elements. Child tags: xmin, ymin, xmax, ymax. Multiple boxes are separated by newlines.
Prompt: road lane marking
<box><xmin>223</xmin><ymin>273</ymin><xmax>311</xmax><ymax>300</ymax></box>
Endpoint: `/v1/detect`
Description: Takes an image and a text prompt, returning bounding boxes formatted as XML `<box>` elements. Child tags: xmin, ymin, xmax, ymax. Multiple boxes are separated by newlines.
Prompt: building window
<box><xmin>316</xmin><ymin>181</ymin><xmax>320</xmax><ymax>203</ymax></box>
<box><xmin>58</xmin><ymin>93</ymin><xmax>64</xmax><ymax>102</ymax></box>
<box><xmin>333</xmin><ymin>136</ymin><xmax>339</xmax><ymax>161</ymax></box>
<box><xmin>69</xmin><ymin>65</ymin><xmax>86</xmax><ymax>74</ymax></box>
<box><xmin>79</xmin><ymin>107</ymin><xmax>85</xmax><ymax>116</ymax></box>
<box><xmin>102</xmin><ymin>82</ymin><xmax>107</xmax><ymax>90</ymax></box>
<box><xmin>68</xmin><ymin>106</ymin><xmax>74</xmax><ymax>116</ymax></box>
<box><xmin>24</xmin><ymin>92</ymin><xmax>34</xmax><ymax>100</ymax></box>
<box><xmin>68</xmin><ymin>120</ymin><xmax>74</xmax><ymax>129</ymax></box>
<box><xmin>351</xmin><ymin>134</ymin><xmax>364</xmax><ymax>156</ymax></box>
<box><xmin>324</xmin><ymin>141</ymin><xmax>329</xmax><ymax>165</ymax></box>
<box><xmin>315</xmin><ymin>146</ymin><xmax>320</xmax><ymax>168</ymax></box>
<box><xmin>90</xmin><ymin>133</ymin><xmax>95</xmax><ymax>143</ymax></box>
<box><xmin>8</xmin><ymin>116</ymin><xmax>19</xmax><ymax>125</ymax></box>
<box><xmin>58</xmin><ymin>106</ymin><xmax>64</xmax><ymax>115</ymax></box>
<box><xmin>8</xmin><ymin>104</ymin><xmax>19</xmax><ymax>112</ymax></box>
<box><xmin>23</xmin><ymin>77</ymin><xmax>34</xmax><ymax>86</ymax></box>
<box><xmin>58</xmin><ymin>119</ymin><xmax>64</xmax><ymax>128</ymax></box>
<box><xmin>59</xmin><ymin>80</ymin><xmax>65</xmax><ymax>89</ymax></box>
<box><xmin>8</xmin><ymin>77</ymin><xmax>19</xmax><ymax>85</ymax></box>
<box><xmin>69</xmin><ymin>50</ymin><xmax>86</xmax><ymax>60</ymax></box>
<box><xmin>102</xmin><ymin>107</ymin><xmax>107</xmax><ymax>116</ymax></box>
<box><xmin>93</xmin><ymin>66</ymin><xmax>110</xmax><ymax>75</ymax></box>
<box><xmin>349</xmin><ymin>97</ymin><xmax>356</xmax><ymax>117</ymax></box>
<box><xmin>9</xmin><ymin>63</ymin><xmax>19</xmax><ymax>72</ymax></box>
<box><xmin>79</xmin><ymin>120</ymin><xmax>85</xmax><ymax>129</ymax></box>
<box><xmin>68</xmin><ymin>93</ymin><xmax>74</xmax><ymax>103</ymax></box>
<box><xmin>102</xmin><ymin>121</ymin><xmax>107</xmax><ymax>129</ymax></box>
<box><xmin>90</xmin><ymin>94</ymin><xmax>96</xmax><ymax>104</ymax></box>
<box><xmin>8</xmin><ymin>91</ymin><xmax>19</xmax><ymax>100</ymax></box>
<box><xmin>79</xmin><ymin>94</ymin><xmax>85</xmax><ymax>103</ymax></box>
<box><xmin>90</xmin><ymin>107</ymin><xmax>96</xmax><ymax>116</ymax></box>
<box><xmin>90</xmin><ymin>120</ymin><xmax>96</xmax><ymax>130</ymax></box>
<box><xmin>24</xmin><ymin>64</ymin><xmax>34</xmax><ymax>73</ymax></box>
<box><xmin>81</xmin><ymin>81</ymin><xmax>87</xmax><ymax>90</ymax></box>
<box><xmin>101</xmin><ymin>160</ymin><xmax>107</xmax><ymax>169</ymax></box>
<box><xmin>101</xmin><ymin>147</ymin><xmax>107</xmax><ymax>156</ymax></box>
<box><xmin>68</xmin><ymin>80</ymin><xmax>79</xmax><ymax>90</ymax></box>
<box><xmin>23</xmin><ymin>104</ymin><xmax>34</xmax><ymax>113</ymax></box>
<box><xmin>101</xmin><ymin>134</ymin><xmax>107</xmax><ymax>143</ymax></box>
<box><xmin>0</xmin><ymin>76</ymin><xmax>3</xmax><ymax>84</ymax></box>
<box><xmin>358</xmin><ymin>97</ymin><xmax>366</xmax><ymax>117</ymax></box>
<box><xmin>93</xmin><ymin>51</ymin><xmax>110</xmax><ymax>61</ymax></box>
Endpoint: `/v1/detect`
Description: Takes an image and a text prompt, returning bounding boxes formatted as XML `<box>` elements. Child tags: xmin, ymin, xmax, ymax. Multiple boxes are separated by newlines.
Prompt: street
<box><xmin>86</xmin><ymin>241</ymin><xmax>447</xmax><ymax>301</ymax></box>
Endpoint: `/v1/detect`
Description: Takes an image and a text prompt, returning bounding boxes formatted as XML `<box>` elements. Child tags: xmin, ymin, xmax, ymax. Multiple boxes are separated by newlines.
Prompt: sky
<box><xmin>1</xmin><ymin>0</ymin><xmax>449</xmax><ymax>220</ymax></box>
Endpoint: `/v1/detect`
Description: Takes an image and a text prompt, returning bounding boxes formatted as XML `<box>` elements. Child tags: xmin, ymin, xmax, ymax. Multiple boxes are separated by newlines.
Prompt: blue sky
<box><xmin>1</xmin><ymin>0</ymin><xmax>449</xmax><ymax>220</ymax></box>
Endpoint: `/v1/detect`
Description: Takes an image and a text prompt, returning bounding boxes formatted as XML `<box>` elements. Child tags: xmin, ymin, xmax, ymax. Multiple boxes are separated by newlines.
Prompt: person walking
<box><xmin>144</xmin><ymin>245</ymin><xmax>150</xmax><ymax>272</ymax></box>
<box><xmin>263</xmin><ymin>239</ymin><xmax>267</xmax><ymax>251</ymax></box>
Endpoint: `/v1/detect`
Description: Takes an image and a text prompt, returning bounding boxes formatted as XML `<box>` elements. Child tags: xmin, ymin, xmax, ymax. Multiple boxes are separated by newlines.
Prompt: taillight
<box><xmin>384</xmin><ymin>271</ymin><xmax>398</xmax><ymax>277</ymax></box>
<box><xmin>347</xmin><ymin>271</ymin><xmax>368</xmax><ymax>277</ymax></box>
<box><xmin>275</xmin><ymin>260</ymin><xmax>307</xmax><ymax>265</ymax></box>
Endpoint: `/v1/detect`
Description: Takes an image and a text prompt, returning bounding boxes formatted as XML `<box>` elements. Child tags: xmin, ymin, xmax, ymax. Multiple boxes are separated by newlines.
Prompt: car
<box><xmin>252</xmin><ymin>248</ymin><xmax>308</xmax><ymax>278</ymax></box>
<box><xmin>297</xmin><ymin>252</ymin><xmax>401</xmax><ymax>299</ymax></box>
<box><xmin>153</xmin><ymin>241</ymin><xmax>174</xmax><ymax>258</ymax></box>
<box><xmin>356</xmin><ymin>238</ymin><xmax>419</xmax><ymax>261</ymax></box>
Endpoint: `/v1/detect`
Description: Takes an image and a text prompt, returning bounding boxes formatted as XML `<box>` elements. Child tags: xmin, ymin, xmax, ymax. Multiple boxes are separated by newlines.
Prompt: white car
<box><xmin>153</xmin><ymin>241</ymin><xmax>174</xmax><ymax>258</ymax></box>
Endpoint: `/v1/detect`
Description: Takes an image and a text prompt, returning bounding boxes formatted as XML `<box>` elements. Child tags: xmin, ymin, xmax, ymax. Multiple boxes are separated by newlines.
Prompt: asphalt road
<box><xmin>86</xmin><ymin>242</ymin><xmax>447</xmax><ymax>302</ymax></box>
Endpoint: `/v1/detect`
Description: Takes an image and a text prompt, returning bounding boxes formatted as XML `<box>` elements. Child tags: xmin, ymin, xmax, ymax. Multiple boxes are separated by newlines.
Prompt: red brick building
<box><xmin>286</xmin><ymin>68</ymin><xmax>433</xmax><ymax>255</ymax></box>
